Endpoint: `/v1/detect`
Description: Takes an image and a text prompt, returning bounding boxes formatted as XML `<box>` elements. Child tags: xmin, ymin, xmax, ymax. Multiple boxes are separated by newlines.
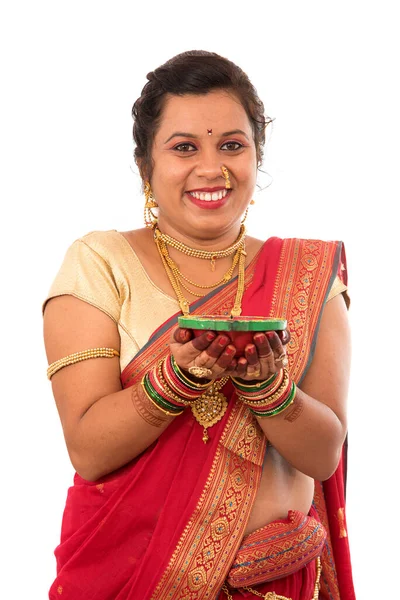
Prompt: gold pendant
<box><xmin>191</xmin><ymin>384</ymin><xmax>228</xmax><ymax>443</ymax></box>
<box><xmin>230</xmin><ymin>306</ymin><xmax>242</xmax><ymax>317</ymax></box>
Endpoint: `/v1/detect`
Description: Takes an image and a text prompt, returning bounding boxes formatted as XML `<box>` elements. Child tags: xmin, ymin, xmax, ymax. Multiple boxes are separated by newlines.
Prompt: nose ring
<box><xmin>221</xmin><ymin>166</ymin><xmax>231</xmax><ymax>190</ymax></box>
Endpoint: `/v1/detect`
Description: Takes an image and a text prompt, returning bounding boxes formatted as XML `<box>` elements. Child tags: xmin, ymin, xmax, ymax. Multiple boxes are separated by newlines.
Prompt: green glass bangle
<box><xmin>141</xmin><ymin>380</ymin><xmax>184</xmax><ymax>417</ymax></box>
<box><xmin>250</xmin><ymin>382</ymin><xmax>296</xmax><ymax>418</ymax></box>
<box><xmin>143</xmin><ymin>376</ymin><xmax>177</xmax><ymax>412</ymax></box>
<box><xmin>144</xmin><ymin>383</ymin><xmax>184</xmax><ymax>415</ymax></box>
<box><xmin>251</xmin><ymin>381</ymin><xmax>296</xmax><ymax>417</ymax></box>
<box><xmin>231</xmin><ymin>372</ymin><xmax>278</xmax><ymax>393</ymax></box>
<box><xmin>143</xmin><ymin>374</ymin><xmax>184</xmax><ymax>414</ymax></box>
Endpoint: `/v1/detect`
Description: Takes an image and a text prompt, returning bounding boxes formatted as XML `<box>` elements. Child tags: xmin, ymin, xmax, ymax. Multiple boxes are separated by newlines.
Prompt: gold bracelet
<box><xmin>47</xmin><ymin>348</ymin><xmax>120</xmax><ymax>380</ymax></box>
<box><xmin>238</xmin><ymin>371</ymin><xmax>290</xmax><ymax>407</ymax></box>
<box><xmin>231</xmin><ymin>371</ymin><xmax>279</xmax><ymax>390</ymax></box>
<box><xmin>156</xmin><ymin>362</ymin><xmax>194</xmax><ymax>406</ymax></box>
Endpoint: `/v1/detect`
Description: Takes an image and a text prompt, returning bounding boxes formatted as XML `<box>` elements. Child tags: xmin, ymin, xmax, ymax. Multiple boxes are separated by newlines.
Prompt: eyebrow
<box><xmin>164</xmin><ymin>129</ymin><xmax>250</xmax><ymax>143</ymax></box>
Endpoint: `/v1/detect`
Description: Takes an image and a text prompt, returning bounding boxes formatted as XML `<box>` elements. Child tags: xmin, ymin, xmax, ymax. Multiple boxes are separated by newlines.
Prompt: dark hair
<box><xmin>132</xmin><ymin>50</ymin><xmax>271</xmax><ymax>183</ymax></box>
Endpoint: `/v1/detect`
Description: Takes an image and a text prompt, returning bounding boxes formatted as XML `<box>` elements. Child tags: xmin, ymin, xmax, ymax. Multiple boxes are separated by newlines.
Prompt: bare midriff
<box><xmin>243</xmin><ymin>444</ymin><xmax>315</xmax><ymax>536</ymax></box>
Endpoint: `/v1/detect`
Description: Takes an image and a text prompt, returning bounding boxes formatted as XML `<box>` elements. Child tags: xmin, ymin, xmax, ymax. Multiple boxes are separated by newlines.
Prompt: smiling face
<box><xmin>149</xmin><ymin>90</ymin><xmax>258</xmax><ymax>244</ymax></box>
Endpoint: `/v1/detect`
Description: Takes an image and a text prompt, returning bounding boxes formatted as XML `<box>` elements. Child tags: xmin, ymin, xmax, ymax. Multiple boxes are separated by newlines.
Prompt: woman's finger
<box><xmin>244</xmin><ymin>344</ymin><xmax>258</xmax><ymax>366</ymax></box>
<box><xmin>267</xmin><ymin>331</ymin><xmax>287</xmax><ymax>368</ymax></box>
<box><xmin>268</xmin><ymin>331</ymin><xmax>284</xmax><ymax>355</ymax></box>
<box><xmin>172</xmin><ymin>327</ymin><xmax>194</xmax><ymax>345</ymax></box>
<box><xmin>213</xmin><ymin>344</ymin><xmax>236</xmax><ymax>373</ymax></box>
<box><xmin>277</xmin><ymin>329</ymin><xmax>291</xmax><ymax>345</ymax></box>
<box><xmin>253</xmin><ymin>333</ymin><xmax>273</xmax><ymax>358</ymax></box>
<box><xmin>235</xmin><ymin>357</ymin><xmax>248</xmax><ymax>379</ymax></box>
<box><xmin>201</xmin><ymin>335</ymin><xmax>231</xmax><ymax>360</ymax></box>
<box><xmin>253</xmin><ymin>332</ymin><xmax>275</xmax><ymax>371</ymax></box>
<box><xmin>244</xmin><ymin>344</ymin><xmax>261</xmax><ymax>378</ymax></box>
<box><xmin>193</xmin><ymin>335</ymin><xmax>232</xmax><ymax>371</ymax></box>
<box><xmin>224</xmin><ymin>357</ymin><xmax>238</xmax><ymax>375</ymax></box>
<box><xmin>175</xmin><ymin>331</ymin><xmax>217</xmax><ymax>361</ymax></box>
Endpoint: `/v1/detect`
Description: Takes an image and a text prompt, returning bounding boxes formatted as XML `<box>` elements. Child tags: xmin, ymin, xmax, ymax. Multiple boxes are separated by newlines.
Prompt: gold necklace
<box><xmin>159</xmin><ymin>242</ymin><xmax>243</xmax><ymax>299</ymax></box>
<box><xmin>154</xmin><ymin>229</ymin><xmax>246</xmax><ymax>317</ymax></box>
<box><xmin>176</xmin><ymin>246</ymin><xmax>241</xmax><ymax>289</ymax></box>
<box><xmin>154</xmin><ymin>224</ymin><xmax>246</xmax><ymax>271</ymax></box>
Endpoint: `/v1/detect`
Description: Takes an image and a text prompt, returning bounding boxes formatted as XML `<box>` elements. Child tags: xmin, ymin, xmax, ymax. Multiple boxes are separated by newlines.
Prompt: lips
<box><xmin>187</xmin><ymin>189</ymin><xmax>229</xmax><ymax>202</ymax></box>
<box><xmin>186</xmin><ymin>189</ymin><xmax>231</xmax><ymax>210</ymax></box>
<box><xmin>187</xmin><ymin>187</ymin><xmax>226</xmax><ymax>192</ymax></box>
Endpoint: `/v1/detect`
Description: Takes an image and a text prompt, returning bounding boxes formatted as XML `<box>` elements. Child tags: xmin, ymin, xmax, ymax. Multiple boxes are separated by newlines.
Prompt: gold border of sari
<box><xmin>271</xmin><ymin>238</ymin><xmax>343</xmax><ymax>598</ymax></box>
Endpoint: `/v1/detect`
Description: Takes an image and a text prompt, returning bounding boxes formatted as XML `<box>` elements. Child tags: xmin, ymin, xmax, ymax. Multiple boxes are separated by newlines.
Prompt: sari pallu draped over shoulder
<box><xmin>49</xmin><ymin>237</ymin><xmax>355</xmax><ymax>600</ymax></box>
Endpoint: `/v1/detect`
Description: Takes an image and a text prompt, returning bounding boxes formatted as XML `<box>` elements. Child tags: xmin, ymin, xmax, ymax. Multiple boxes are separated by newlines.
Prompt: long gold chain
<box><xmin>231</xmin><ymin>243</ymin><xmax>246</xmax><ymax>317</ymax></box>
<box><xmin>154</xmin><ymin>230</ymin><xmax>246</xmax><ymax>316</ymax></box>
<box><xmin>155</xmin><ymin>237</ymin><xmax>191</xmax><ymax>314</ymax></box>
<box><xmin>177</xmin><ymin>246</ymin><xmax>242</xmax><ymax>290</ymax></box>
<box><xmin>154</xmin><ymin>224</ymin><xmax>246</xmax><ymax>271</ymax></box>
<box><xmin>160</xmin><ymin>243</ymin><xmax>243</xmax><ymax>298</ymax></box>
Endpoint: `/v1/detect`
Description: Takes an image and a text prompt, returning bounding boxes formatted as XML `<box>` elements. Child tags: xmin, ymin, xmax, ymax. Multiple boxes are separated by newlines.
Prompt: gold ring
<box><xmin>188</xmin><ymin>365</ymin><xmax>213</xmax><ymax>378</ymax></box>
<box><xmin>276</xmin><ymin>353</ymin><xmax>287</xmax><ymax>362</ymax></box>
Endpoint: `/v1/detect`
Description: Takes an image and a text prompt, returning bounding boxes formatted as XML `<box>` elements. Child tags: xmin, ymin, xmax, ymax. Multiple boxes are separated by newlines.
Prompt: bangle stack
<box><xmin>141</xmin><ymin>355</ymin><xmax>213</xmax><ymax>416</ymax></box>
<box><xmin>232</xmin><ymin>368</ymin><xmax>296</xmax><ymax>418</ymax></box>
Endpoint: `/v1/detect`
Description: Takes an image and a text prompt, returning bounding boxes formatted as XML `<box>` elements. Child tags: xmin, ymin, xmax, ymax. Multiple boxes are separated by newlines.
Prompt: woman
<box><xmin>43</xmin><ymin>50</ymin><xmax>355</xmax><ymax>599</ymax></box>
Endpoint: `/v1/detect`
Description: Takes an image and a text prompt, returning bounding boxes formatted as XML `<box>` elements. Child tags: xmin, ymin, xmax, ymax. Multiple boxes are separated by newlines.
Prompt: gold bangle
<box><xmin>156</xmin><ymin>362</ymin><xmax>194</xmax><ymax>406</ymax></box>
<box><xmin>231</xmin><ymin>371</ymin><xmax>279</xmax><ymax>390</ymax></box>
<box><xmin>239</xmin><ymin>371</ymin><xmax>290</xmax><ymax>407</ymax></box>
<box><xmin>47</xmin><ymin>348</ymin><xmax>120</xmax><ymax>380</ymax></box>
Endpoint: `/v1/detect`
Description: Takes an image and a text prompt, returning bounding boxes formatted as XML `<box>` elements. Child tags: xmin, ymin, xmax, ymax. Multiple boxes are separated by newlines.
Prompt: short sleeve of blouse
<box><xmin>326</xmin><ymin>275</ymin><xmax>350</xmax><ymax>308</ymax></box>
<box><xmin>43</xmin><ymin>237</ymin><xmax>120</xmax><ymax>322</ymax></box>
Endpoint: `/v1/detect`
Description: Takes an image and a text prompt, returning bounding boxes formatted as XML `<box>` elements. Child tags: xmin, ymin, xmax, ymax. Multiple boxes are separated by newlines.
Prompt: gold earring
<box><xmin>221</xmin><ymin>166</ymin><xmax>231</xmax><ymax>190</ymax></box>
<box><xmin>144</xmin><ymin>181</ymin><xmax>158</xmax><ymax>228</ymax></box>
<box><xmin>241</xmin><ymin>200</ymin><xmax>254</xmax><ymax>225</ymax></box>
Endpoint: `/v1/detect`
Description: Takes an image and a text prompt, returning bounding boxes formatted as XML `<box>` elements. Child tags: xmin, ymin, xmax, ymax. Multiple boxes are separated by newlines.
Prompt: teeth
<box><xmin>189</xmin><ymin>189</ymin><xmax>228</xmax><ymax>201</ymax></box>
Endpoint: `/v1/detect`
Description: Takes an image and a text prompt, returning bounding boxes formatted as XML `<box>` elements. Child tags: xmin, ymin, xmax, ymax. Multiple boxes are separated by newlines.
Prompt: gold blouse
<box><xmin>43</xmin><ymin>231</ymin><xmax>348</xmax><ymax>370</ymax></box>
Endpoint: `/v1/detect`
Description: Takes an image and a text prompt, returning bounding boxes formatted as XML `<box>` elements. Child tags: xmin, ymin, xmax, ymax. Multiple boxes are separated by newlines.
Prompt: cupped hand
<box><xmin>229</xmin><ymin>330</ymin><xmax>290</xmax><ymax>382</ymax></box>
<box><xmin>169</xmin><ymin>327</ymin><xmax>238</xmax><ymax>380</ymax></box>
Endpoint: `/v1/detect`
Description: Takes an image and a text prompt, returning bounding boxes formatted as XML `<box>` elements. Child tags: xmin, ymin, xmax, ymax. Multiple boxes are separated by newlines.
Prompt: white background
<box><xmin>1</xmin><ymin>1</ymin><xmax>398</xmax><ymax>598</ymax></box>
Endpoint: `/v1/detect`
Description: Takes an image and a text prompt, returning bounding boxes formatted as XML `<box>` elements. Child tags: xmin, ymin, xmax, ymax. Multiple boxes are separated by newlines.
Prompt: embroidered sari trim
<box><xmin>270</xmin><ymin>238</ymin><xmax>343</xmax><ymax>383</ymax></box>
<box><xmin>226</xmin><ymin>508</ymin><xmax>326</xmax><ymax>587</ymax></box>
<box><xmin>151</xmin><ymin>402</ymin><xmax>266</xmax><ymax>599</ymax></box>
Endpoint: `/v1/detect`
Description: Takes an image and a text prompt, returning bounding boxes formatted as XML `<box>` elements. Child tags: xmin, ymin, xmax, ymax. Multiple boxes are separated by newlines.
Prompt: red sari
<box><xmin>49</xmin><ymin>237</ymin><xmax>355</xmax><ymax>600</ymax></box>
